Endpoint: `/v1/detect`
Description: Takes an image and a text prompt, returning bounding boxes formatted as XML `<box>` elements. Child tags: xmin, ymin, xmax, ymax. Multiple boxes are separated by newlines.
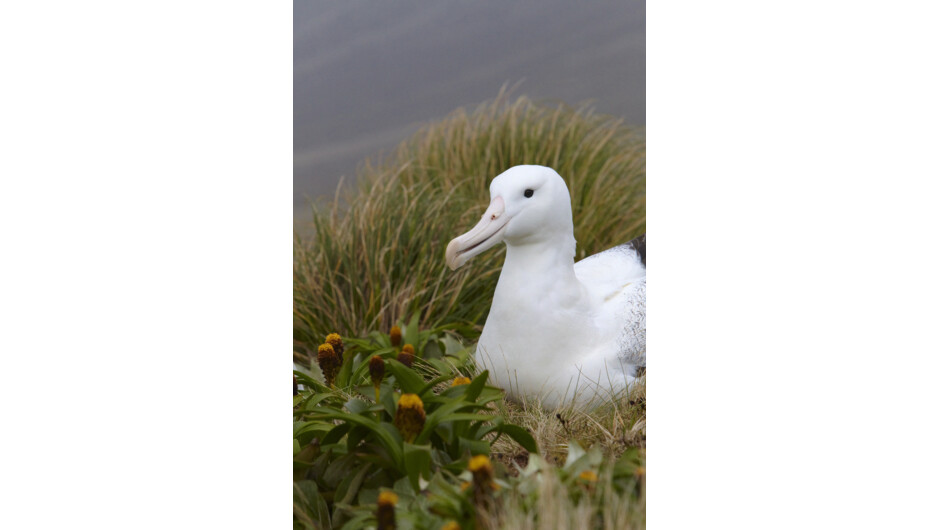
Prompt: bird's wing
<box><xmin>574</xmin><ymin>234</ymin><xmax>646</xmax><ymax>288</ymax></box>
<box><xmin>574</xmin><ymin>234</ymin><xmax>646</xmax><ymax>366</ymax></box>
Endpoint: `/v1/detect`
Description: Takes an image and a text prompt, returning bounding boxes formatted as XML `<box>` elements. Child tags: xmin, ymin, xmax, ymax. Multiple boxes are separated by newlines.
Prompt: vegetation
<box><xmin>294</xmin><ymin>94</ymin><xmax>646</xmax><ymax>529</ymax></box>
<box><xmin>294</xmin><ymin>92</ymin><xmax>645</xmax><ymax>347</ymax></box>
<box><xmin>294</xmin><ymin>321</ymin><xmax>645</xmax><ymax>529</ymax></box>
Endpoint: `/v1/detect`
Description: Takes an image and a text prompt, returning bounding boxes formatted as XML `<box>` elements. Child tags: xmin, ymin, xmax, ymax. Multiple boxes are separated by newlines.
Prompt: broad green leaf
<box><xmin>320</xmin><ymin>423</ymin><xmax>351</xmax><ymax>446</ymax></box>
<box><xmin>414</xmin><ymin>399</ymin><xmax>478</xmax><ymax>445</ymax></box>
<box><xmin>423</xmin><ymin>339</ymin><xmax>443</xmax><ymax>359</ymax></box>
<box><xmin>435</xmin><ymin>413</ymin><xmax>494</xmax><ymax>424</ymax></box>
<box><xmin>334</xmin><ymin>351</ymin><xmax>355</xmax><ymax>388</ymax></box>
<box><xmin>344</xmin><ymin>398</ymin><xmax>371</xmax><ymax>415</ymax></box>
<box><xmin>334</xmin><ymin>462</ymin><xmax>371</xmax><ymax>507</ymax></box>
<box><xmin>402</xmin><ymin>442</ymin><xmax>432</xmax><ymax>493</ymax></box>
<box><xmin>311</xmin><ymin>408</ymin><xmax>403</xmax><ymax>467</ymax></box>
<box><xmin>403</xmin><ymin>312</ymin><xmax>421</xmax><ymax>349</ymax></box>
<box><xmin>293</xmin><ymin>480</ymin><xmax>330</xmax><ymax>529</ymax></box>
<box><xmin>457</xmin><ymin>436</ymin><xmax>491</xmax><ymax>456</ymax></box>
<box><xmin>462</xmin><ymin>370</ymin><xmax>489</xmax><ymax>402</ymax></box>
<box><xmin>385</xmin><ymin>359</ymin><xmax>425</xmax><ymax>395</ymax></box>
<box><xmin>497</xmin><ymin>424</ymin><xmax>539</xmax><ymax>454</ymax></box>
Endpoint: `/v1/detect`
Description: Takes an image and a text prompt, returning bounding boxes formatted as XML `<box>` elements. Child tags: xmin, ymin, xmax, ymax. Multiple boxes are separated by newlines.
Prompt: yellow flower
<box><xmin>578</xmin><ymin>470</ymin><xmax>598</xmax><ymax>482</ymax></box>
<box><xmin>394</xmin><ymin>393</ymin><xmax>426</xmax><ymax>443</ymax></box>
<box><xmin>397</xmin><ymin>344</ymin><xmax>415</xmax><ymax>368</ymax></box>
<box><xmin>325</xmin><ymin>333</ymin><xmax>344</xmax><ymax>362</ymax></box>
<box><xmin>317</xmin><ymin>343</ymin><xmax>339</xmax><ymax>386</ymax></box>
<box><xmin>369</xmin><ymin>356</ymin><xmax>385</xmax><ymax>401</ymax></box>
<box><xmin>468</xmin><ymin>454</ymin><xmax>496</xmax><ymax>508</ymax></box>
<box><xmin>468</xmin><ymin>454</ymin><xmax>493</xmax><ymax>476</ymax></box>
<box><xmin>451</xmin><ymin>376</ymin><xmax>472</xmax><ymax>387</ymax></box>
<box><xmin>389</xmin><ymin>325</ymin><xmax>402</xmax><ymax>347</ymax></box>
<box><xmin>441</xmin><ymin>522</ymin><xmax>460</xmax><ymax>530</ymax></box>
<box><xmin>377</xmin><ymin>490</ymin><xmax>398</xmax><ymax>530</ymax></box>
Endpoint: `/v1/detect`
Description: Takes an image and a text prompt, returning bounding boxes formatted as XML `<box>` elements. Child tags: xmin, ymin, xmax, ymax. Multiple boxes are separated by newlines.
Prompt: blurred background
<box><xmin>294</xmin><ymin>0</ymin><xmax>645</xmax><ymax>221</ymax></box>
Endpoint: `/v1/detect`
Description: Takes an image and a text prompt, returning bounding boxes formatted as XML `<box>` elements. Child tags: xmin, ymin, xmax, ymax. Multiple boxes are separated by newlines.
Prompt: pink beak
<box><xmin>445</xmin><ymin>196</ymin><xmax>509</xmax><ymax>270</ymax></box>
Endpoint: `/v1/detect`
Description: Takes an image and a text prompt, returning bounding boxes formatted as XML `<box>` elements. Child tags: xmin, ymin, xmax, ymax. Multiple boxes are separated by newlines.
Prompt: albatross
<box><xmin>445</xmin><ymin>165</ymin><xmax>645</xmax><ymax>408</ymax></box>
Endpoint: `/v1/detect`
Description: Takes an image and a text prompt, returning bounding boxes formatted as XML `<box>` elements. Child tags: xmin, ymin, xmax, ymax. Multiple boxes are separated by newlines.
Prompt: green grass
<box><xmin>294</xmin><ymin>93</ymin><xmax>646</xmax><ymax>529</ymax></box>
<box><xmin>294</xmin><ymin>92</ymin><xmax>645</xmax><ymax>353</ymax></box>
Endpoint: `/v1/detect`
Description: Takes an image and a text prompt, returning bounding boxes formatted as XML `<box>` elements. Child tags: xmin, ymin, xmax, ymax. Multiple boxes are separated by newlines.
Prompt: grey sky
<box><xmin>294</xmin><ymin>0</ymin><xmax>645</xmax><ymax>214</ymax></box>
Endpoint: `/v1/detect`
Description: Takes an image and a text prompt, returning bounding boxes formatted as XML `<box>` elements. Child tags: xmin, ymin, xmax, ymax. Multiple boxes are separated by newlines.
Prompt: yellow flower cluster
<box><xmin>325</xmin><ymin>333</ymin><xmax>344</xmax><ymax>362</ymax></box>
<box><xmin>394</xmin><ymin>393</ymin><xmax>426</xmax><ymax>443</ymax></box>
<box><xmin>468</xmin><ymin>454</ymin><xmax>497</xmax><ymax>508</ymax></box>
<box><xmin>376</xmin><ymin>490</ymin><xmax>398</xmax><ymax>529</ymax></box>
<box><xmin>397</xmin><ymin>343</ymin><xmax>415</xmax><ymax>367</ymax></box>
<box><xmin>451</xmin><ymin>376</ymin><xmax>472</xmax><ymax>387</ymax></box>
<box><xmin>317</xmin><ymin>343</ymin><xmax>339</xmax><ymax>386</ymax></box>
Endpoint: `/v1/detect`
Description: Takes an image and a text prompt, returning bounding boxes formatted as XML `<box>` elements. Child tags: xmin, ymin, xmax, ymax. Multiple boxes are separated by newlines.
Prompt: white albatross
<box><xmin>445</xmin><ymin>165</ymin><xmax>645</xmax><ymax>408</ymax></box>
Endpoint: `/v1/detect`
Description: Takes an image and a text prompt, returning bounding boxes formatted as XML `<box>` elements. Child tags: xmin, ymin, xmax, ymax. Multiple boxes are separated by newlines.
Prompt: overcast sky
<box><xmin>294</xmin><ymin>0</ymin><xmax>645</xmax><ymax>213</ymax></box>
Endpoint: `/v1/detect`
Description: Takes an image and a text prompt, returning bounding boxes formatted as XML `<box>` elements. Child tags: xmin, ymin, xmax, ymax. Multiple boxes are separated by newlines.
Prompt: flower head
<box><xmin>397</xmin><ymin>344</ymin><xmax>415</xmax><ymax>368</ymax></box>
<box><xmin>578</xmin><ymin>470</ymin><xmax>598</xmax><ymax>483</ymax></box>
<box><xmin>317</xmin><ymin>343</ymin><xmax>339</xmax><ymax>386</ymax></box>
<box><xmin>325</xmin><ymin>333</ymin><xmax>344</xmax><ymax>362</ymax></box>
<box><xmin>468</xmin><ymin>454</ymin><xmax>497</xmax><ymax>508</ymax></box>
<box><xmin>377</xmin><ymin>490</ymin><xmax>398</xmax><ymax>529</ymax></box>
<box><xmin>451</xmin><ymin>376</ymin><xmax>472</xmax><ymax>387</ymax></box>
<box><xmin>394</xmin><ymin>393</ymin><xmax>426</xmax><ymax>443</ymax></box>
<box><xmin>369</xmin><ymin>356</ymin><xmax>385</xmax><ymax>401</ymax></box>
<box><xmin>441</xmin><ymin>522</ymin><xmax>460</xmax><ymax>530</ymax></box>
<box><xmin>389</xmin><ymin>325</ymin><xmax>402</xmax><ymax>347</ymax></box>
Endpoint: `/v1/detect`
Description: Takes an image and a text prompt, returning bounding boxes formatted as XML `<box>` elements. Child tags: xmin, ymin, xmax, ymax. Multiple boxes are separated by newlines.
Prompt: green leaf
<box><xmin>320</xmin><ymin>423</ymin><xmax>351</xmax><ymax>446</ymax></box>
<box><xmin>423</xmin><ymin>339</ymin><xmax>443</xmax><ymax>360</ymax></box>
<box><xmin>414</xmin><ymin>399</ymin><xmax>478</xmax><ymax>445</ymax></box>
<box><xmin>334</xmin><ymin>462</ymin><xmax>371</xmax><ymax>507</ymax></box>
<box><xmin>462</xmin><ymin>370</ymin><xmax>489</xmax><ymax>402</ymax></box>
<box><xmin>293</xmin><ymin>480</ymin><xmax>330</xmax><ymax>529</ymax></box>
<box><xmin>385</xmin><ymin>359</ymin><xmax>425</xmax><ymax>395</ymax></box>
<box><xmin>311</xmin><ymin>408</ymin><xmax>403</xmax><ymax>468</ymax></box>
<box><xmin>402</xmin><ymin>442</ymin><xmax>432</xmax><ymax>493</ymax></box>
<box><xmin>457</xmin><ymin>436</ymin><xmax>491</xmax><ymax>456</ymax></box>
<box><xmin>403</xmin><ymin>312</ymin><xmax>421</xmax><ymax>350</ymax></box>
<box><xmin>435</xmin><ymin>413</ymin><xmax>494</xmax><ymax>424</ymax></box>
<box><xmin>344</xmin><ymin>398</ymin><xmax>371</xmax><ymax>415</ymax></box>
<box><xmin>334</xmin><ymin>351</ymin><xmax>355</xmax><ymax>388</ymax></box>
<box><xmin>497</xmin><ymin>424</ymin><xmax>539</xmax><ymax>454</ymax></box>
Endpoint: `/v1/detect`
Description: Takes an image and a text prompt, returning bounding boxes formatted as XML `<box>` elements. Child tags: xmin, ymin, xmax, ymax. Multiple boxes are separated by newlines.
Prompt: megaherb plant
<box><xmin>293</xmin><ymin>318</ymin><xmax>538</xmax><ymax>529</ymax></box>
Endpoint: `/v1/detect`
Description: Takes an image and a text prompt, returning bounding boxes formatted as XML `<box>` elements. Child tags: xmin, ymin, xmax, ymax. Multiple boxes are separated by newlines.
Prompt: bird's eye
<box><xmin>524</xmin><ymin>189</ymin><xmax>534</xmax><ymax>198</ymax></box>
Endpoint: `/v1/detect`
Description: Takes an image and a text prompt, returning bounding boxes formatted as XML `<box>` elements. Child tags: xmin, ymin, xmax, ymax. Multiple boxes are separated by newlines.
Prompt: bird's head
<box><xmin>445</xmin><ymin>165</ymin><xmax>573</xmax><ymax>270</ymax></box>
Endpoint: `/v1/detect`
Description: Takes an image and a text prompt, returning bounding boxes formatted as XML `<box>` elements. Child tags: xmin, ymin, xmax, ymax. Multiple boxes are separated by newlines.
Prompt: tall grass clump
<box><xmin>294</xmin><ymin>92</ymin><xmax>645</xmax><ymax>354</ymax></box>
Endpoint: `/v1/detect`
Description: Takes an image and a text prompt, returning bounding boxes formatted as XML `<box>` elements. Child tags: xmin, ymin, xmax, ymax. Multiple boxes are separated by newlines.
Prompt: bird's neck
<box><xmin>496</xmin><ymin>233</ymin><xmax>584</xmax><ymax>302</ymax></box>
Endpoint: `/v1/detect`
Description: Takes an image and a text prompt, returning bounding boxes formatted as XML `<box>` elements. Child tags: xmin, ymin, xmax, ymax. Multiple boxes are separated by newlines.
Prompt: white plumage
<box><xmin>446</xmin><ymin>165</ymin><xmax>645</xmax><ymax>408</ymax></box>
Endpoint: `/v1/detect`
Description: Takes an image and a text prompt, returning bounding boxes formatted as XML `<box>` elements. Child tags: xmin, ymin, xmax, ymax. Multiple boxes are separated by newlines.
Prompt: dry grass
<box><xmin>480</xmin><ymin>465</ymin><xmax>646</xmax><ymax>530</ymax></box>
<box><xmin>490</xmin><ymin>382</ymin><xmax>646</xmax><ymax>471</ymax></box>
<box><xmin>294</xmin><ymin>92</ymin><xmax>645</xmax><ymax>351</ymax></box>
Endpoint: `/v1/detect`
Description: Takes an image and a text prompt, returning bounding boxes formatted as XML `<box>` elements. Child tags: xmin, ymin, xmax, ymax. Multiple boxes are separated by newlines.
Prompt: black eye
<box><xmin>524</xmin><ymin>189</ymin><xmax>534</xmax><ymax>198</ymax></box>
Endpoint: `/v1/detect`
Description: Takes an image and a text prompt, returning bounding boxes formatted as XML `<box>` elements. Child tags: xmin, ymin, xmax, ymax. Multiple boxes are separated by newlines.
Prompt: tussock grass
<box><xmin>294</xmin><ymin>92</ymin><xmax>646</xmax><ymax>351</ymax></box>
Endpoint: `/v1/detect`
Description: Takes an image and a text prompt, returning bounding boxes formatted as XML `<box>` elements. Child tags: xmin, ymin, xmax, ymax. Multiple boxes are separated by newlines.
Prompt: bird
<box><xmin>445</xmin><ymin>165</ymin><xmax>645</xmax><ymax>408</ymax></box>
